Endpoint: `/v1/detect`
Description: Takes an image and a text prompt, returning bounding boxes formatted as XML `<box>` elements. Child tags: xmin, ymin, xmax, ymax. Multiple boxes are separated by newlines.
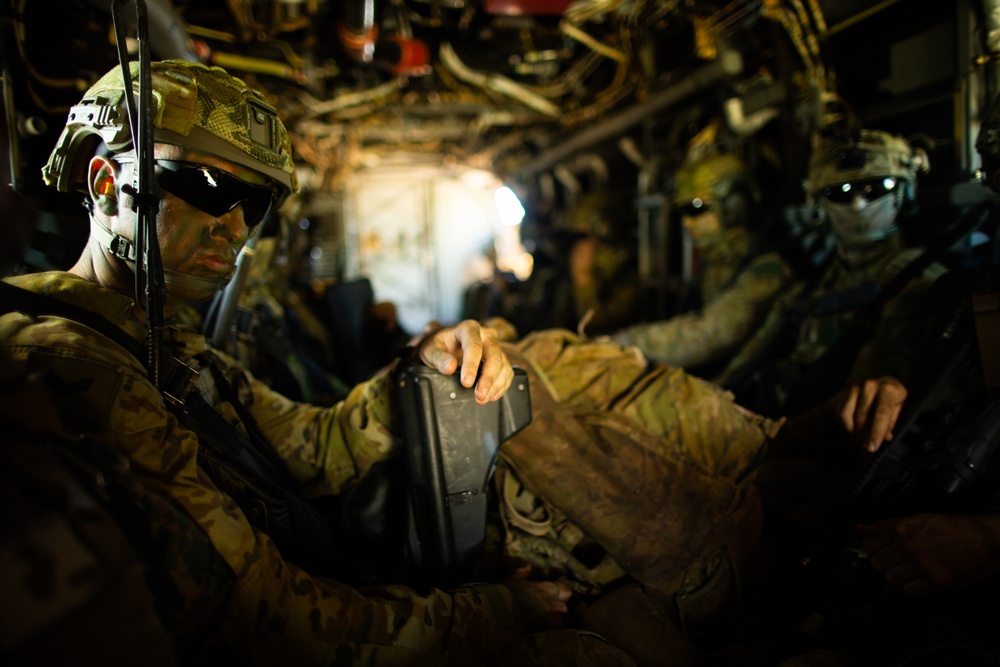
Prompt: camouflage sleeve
<box><xmin>617</xmin><ymin>253</ymin><xmax>794</xmax><ymax>369</ymax></box>
<box><xmin>711</xmin><ymin>280</ymin><xmax>810</xmax><ymax>388</ymax></box>
<box><xmin>241</xmin><ymin>358</ymin><xmax>401</xmax><ymax>497</ymax></box>
<box><xmin>0</xmin><ymin>313</ymin><xmax>531</xmax><ymax>666</ymax></box>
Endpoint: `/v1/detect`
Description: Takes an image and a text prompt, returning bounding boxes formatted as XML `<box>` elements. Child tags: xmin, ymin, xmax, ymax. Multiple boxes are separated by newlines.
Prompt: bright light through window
<box><xmin>495</xmin><ymin>185</ymin><xmax>525</xmax><ymax>226</ymax></box>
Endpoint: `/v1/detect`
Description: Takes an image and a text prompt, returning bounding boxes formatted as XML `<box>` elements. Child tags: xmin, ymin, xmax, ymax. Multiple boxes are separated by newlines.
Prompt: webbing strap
<box><xmin>0</xmin><ymin>281</ymin><xmax>145</xmax><ymax>359</ymax></box>
<box><xmin>0</xmin><ymin>280</ymin><xmax>342</xmax><ymax>572</ymax></box>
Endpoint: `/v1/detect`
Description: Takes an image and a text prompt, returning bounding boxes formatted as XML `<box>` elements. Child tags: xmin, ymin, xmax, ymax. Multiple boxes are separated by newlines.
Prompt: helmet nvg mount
<box><xmin>42</xmin><ymin>59</ymin><xmax>298</xmax><ymax>203</ymax></box>
<box><xmin>808</xmin><ymin>129</ymin><xmax>924</xmax><ymax>196</ymax></box>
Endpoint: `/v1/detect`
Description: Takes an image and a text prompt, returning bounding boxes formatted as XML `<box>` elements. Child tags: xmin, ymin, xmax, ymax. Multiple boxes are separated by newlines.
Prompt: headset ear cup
<box><xmin>721</xmin><ymin>191</ymin><xmax>751</xmax><ymax>230</ymax></box>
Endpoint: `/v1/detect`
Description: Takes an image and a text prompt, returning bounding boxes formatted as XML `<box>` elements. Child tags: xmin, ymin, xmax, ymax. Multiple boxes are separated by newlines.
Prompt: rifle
<box><xmin>839</xmin><ymin>302</ymin><xmax>1000</xmax><ymax>530</ymax></box>
<box><xmin>783</xmin><ymin>270</ymin><xmax>1000</xmax><ymax>638</ymax></box>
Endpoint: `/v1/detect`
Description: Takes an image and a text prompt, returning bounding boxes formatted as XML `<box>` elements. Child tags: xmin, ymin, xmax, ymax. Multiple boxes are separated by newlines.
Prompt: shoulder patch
<box><xmin>26</xmin><ymin>351</ymin><xmax>123</xmax><ymax>430</ymax></box>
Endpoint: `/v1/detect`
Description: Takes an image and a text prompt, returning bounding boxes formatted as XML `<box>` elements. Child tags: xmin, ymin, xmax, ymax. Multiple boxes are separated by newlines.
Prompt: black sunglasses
<box><xmin>675</xmin><ymin>200</ymin><xmax>712</xmax><ymax>219</ymax></box>
<box><xmin>155</xmin><ymin>159</ymin><xmax>277</xmax><ymax>227</ymax></box>
<box><xmin>822</xmin><ymin>177</ymin><xmax>898</xmax><ymax>204</ymax></box>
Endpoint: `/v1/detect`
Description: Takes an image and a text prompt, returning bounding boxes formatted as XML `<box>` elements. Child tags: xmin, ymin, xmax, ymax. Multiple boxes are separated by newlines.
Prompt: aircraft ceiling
<box><xmin>2</xmin><ymin>0</ymin><xmax>964</xmax><ymax>206</ymax></box>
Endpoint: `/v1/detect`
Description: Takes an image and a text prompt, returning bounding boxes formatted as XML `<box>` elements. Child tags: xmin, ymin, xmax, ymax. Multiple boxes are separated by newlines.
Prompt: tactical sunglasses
<box><xmin>675</xmin><ymin>199</ymin><xmax>712</xmax><ymax>219</ymax></box>
<box><xmin>154</xmin><ymin>159</ymin><xmax>277</xmax><ymax>227</ymax></box>
<box><xmin>822</xmin><ymin>177</ymin><xmax>898</xmax><ymax>204</ymax></box>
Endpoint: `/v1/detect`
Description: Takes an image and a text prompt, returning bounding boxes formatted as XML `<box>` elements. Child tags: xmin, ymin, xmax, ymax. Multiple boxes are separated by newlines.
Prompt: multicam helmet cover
<box><xmin>808</xmin><ymin>129</ymin><xmax>920</xmax><ymax>194</ymax></box>
<box><xmin>672</xmin><ymin>153</ymin><xmax>749</xmax><ymax>208</ymax></box>
<box><xmin>42</xmin><ymin>59</ymin><xmax>298</xmax><ymax>202</ymax></box>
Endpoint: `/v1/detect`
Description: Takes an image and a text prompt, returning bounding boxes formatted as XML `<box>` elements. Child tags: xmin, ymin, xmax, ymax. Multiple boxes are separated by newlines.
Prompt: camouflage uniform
<box><xmin>717</xmin><ymin>238</ymin><xmax>947</xmax><ymax>391</ymax></box>
<box><xmin>493</xmin><ymin>327</ymin><xmax>781</xmax><ymax>666</ymax></box>
<box><xmin>0</xmin><ymin>348</ymin><xmax>237</xmax><ymax>666</ymax></box>
<box><xmin>616</xmin><ymin>226</ymin><xmax>794</xmax><ymax>369</ymax></box>
<box><xmin>0</xmin><ymin>271</ymin><xmax>634</xmax><ymax>667</ymax></box>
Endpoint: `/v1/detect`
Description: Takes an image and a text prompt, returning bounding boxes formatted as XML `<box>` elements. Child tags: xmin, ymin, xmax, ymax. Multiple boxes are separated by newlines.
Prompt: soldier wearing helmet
<box><xmin>808</xmin><ymin>129</ymin><xmax>926</xmax><ymax>264</ymax></box>
<box><xmin>715</xmin><ymin>128</ymin><xmax>947</xmax><ymax>424</ymax></box>
<box><xmin>1</xmin><ymin>59</ymin><xmax>648</xmax><ymax>667</ymax></box>
<box><xmin>708</xmin><ymin>126</ymin><xmax>961</xmax><ymax>573</ymax></box>
<box><xmin>613</xmin><ymin>151</ymin><xmax>797</xmax><ymax>373</ymax></box>
<box><xmin>721</xmin><ymin>121</ymin><xmax>1000</xmax><ymax>666</ymax></box>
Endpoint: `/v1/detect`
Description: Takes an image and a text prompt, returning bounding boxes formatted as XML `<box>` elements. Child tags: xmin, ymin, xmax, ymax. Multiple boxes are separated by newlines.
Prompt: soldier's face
<box><xmin>120</xmin><ymin>146</ymin><xmax>271</xmax><ymax>303</ymax></box>
<box><xmin>682</xmin><ymin>208</ymin><xmax>722</xmax><ymax>244</ymax></box>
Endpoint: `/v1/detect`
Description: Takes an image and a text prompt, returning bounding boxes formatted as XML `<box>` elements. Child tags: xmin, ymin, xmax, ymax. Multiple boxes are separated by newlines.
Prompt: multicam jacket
<box><xmin>714</xmin><ymin>236</ymin><xmax>951</xmax><ymax>414</ymax></box>
<box><xmin>615</xmin><ymin>228</ymin><xmax>794</xmax><ymax>369</ymax></box>
<box><xmin>0</xmin><ymin>271</ymin><xmax>541</xmax><ymax>667</ymax></box>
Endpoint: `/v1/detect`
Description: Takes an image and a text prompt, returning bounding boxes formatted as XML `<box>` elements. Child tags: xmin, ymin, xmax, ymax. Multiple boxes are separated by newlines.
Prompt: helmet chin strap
<box><xmin>89</xmin><ymin>217</ymin><xmax>233</xmax><ymax>296</ymax></box>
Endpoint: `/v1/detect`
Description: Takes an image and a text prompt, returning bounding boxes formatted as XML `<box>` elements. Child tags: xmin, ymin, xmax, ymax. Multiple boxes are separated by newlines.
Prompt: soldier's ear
<box><xmin>87</xmin><ymin>156</ymin><xmax>119</xmax><ymax>217</ymax></box>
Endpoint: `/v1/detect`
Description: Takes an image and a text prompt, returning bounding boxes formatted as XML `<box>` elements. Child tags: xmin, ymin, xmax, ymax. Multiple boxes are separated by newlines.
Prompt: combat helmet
<box><xmin>808</xmin><ymin>129</ymin><xmax>927</xmax><ymax>247</ymax></box>
<box><xmin>808</xmin><ymin>129</ymin><xmax>920</xmax><ymax>196</ymax></box>
<box><xmin>671</xmin><ymin>153</ymin><xmax>757</xmax><ymax>229</ymax></box>
<box><xmin>42</xmin><ymin>59</ymin><xmax>298</xmax><ymax>203</ymax></box>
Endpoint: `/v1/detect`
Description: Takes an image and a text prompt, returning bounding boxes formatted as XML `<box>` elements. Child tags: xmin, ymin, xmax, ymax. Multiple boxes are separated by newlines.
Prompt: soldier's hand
<box><xmin>416</xmin><ymin>320</ymin><xmax>513</xmax><ymax>405</ymax></box>
<box><xmin>857</xmin><ymin>513</ymin><xmax>1000</xmax><ymax>595</ymax></box>
<box><xmin>838</xmin><ymin>376</ymin><xmax>908</xmax><ymax>452</ymax></box>
<box><xmin>503</xmin><ymin>565</ymin><xmax>571</xmax><ymax>631</ymax></box>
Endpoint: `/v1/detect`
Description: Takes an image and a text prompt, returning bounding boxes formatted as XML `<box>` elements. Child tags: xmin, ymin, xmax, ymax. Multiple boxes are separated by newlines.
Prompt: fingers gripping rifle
<box><xmin>111</xmin><ymin>0</ymin><xmax>165</xmax><ymax>388</ymax></box>
<box><xmin>842</xmin><ymin>294</ymin><xmax>1000</xmax><ymax>528</ymax></box>
<box><xmin>779</xmin><ymin>272</ymin><xmax>1000</xmax><ymax>638</ymax></box>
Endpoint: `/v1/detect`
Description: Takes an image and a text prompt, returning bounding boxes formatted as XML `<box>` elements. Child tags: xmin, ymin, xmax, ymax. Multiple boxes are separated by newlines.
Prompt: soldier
<box><xmin>832</xmin><ymin>89</ymin><xmax>1000</xmax><ymax>607</ymax></box>
<box><xmin>0</xmin><ymin>59</ymin><xmax>637</xmax><ymax>667</ymax></box>
<box><xmin>562</xmin><ymin>191</ymin><xmax>640</xmax><ymax>335</ymax></box>
<box><xmin>0</xmin><ymin>57</ymin><xmax>786</xmax><ymax>667</ymax></box>
<box><xmin>613</xmin><ymin>152</ymin><xmax>798</xmax><ymax>374</ymax></box>
<box><xmin>725</xmin><ymin>120</ymin><xmax>1000</xmax><ymax>666</ymax></box>
<box><xmin>506</xmin><ymin>191</ymin><xmax>640</xmax><ymax>336</ymax></box>
<box><xmin>715</xmin><ymin>128</ymin><xmax>944</xmax><ymax>435</ymax></box>
<box><xmin>0</xmin><ymin>86</ymin><xmax>235</xmax><ymax>666</ymax></box>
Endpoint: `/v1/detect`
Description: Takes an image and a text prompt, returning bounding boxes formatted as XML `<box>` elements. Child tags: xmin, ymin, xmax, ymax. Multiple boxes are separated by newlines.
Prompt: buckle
<box><xmin>109</xmin><ymin>234</ymin><xmax>137</xmax><ymax>262</ymax></box>
<box><xmin>162</xmin><ymin>357</ymin><xmax>200</xmax><ymax>407</ymax></box>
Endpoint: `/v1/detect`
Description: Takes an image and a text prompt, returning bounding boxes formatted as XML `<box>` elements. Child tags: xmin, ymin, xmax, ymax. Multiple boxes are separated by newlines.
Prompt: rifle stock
<box><xmin>395</xmin><ymin>362</ymin><xmax>532</xmax><ymax>589</ymax></box>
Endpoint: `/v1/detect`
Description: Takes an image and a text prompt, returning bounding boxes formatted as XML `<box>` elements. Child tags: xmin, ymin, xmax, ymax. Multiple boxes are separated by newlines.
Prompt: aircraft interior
<box><xmin>4</xmin><ymin>1</ymin><xmax>1000</xmax><ymax>666</ymax></box>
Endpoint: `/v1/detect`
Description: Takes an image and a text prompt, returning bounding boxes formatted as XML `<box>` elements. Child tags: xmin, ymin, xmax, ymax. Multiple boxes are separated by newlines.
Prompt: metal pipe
<box><xmin>513</xmin><ymin>50</ymin><xmax>744</xmax><ymax>181</ymax></box>
<box><xmin>824</xmin><ymin>0</ymin><xmax>906</xmax><ymax>38</ymax></box>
